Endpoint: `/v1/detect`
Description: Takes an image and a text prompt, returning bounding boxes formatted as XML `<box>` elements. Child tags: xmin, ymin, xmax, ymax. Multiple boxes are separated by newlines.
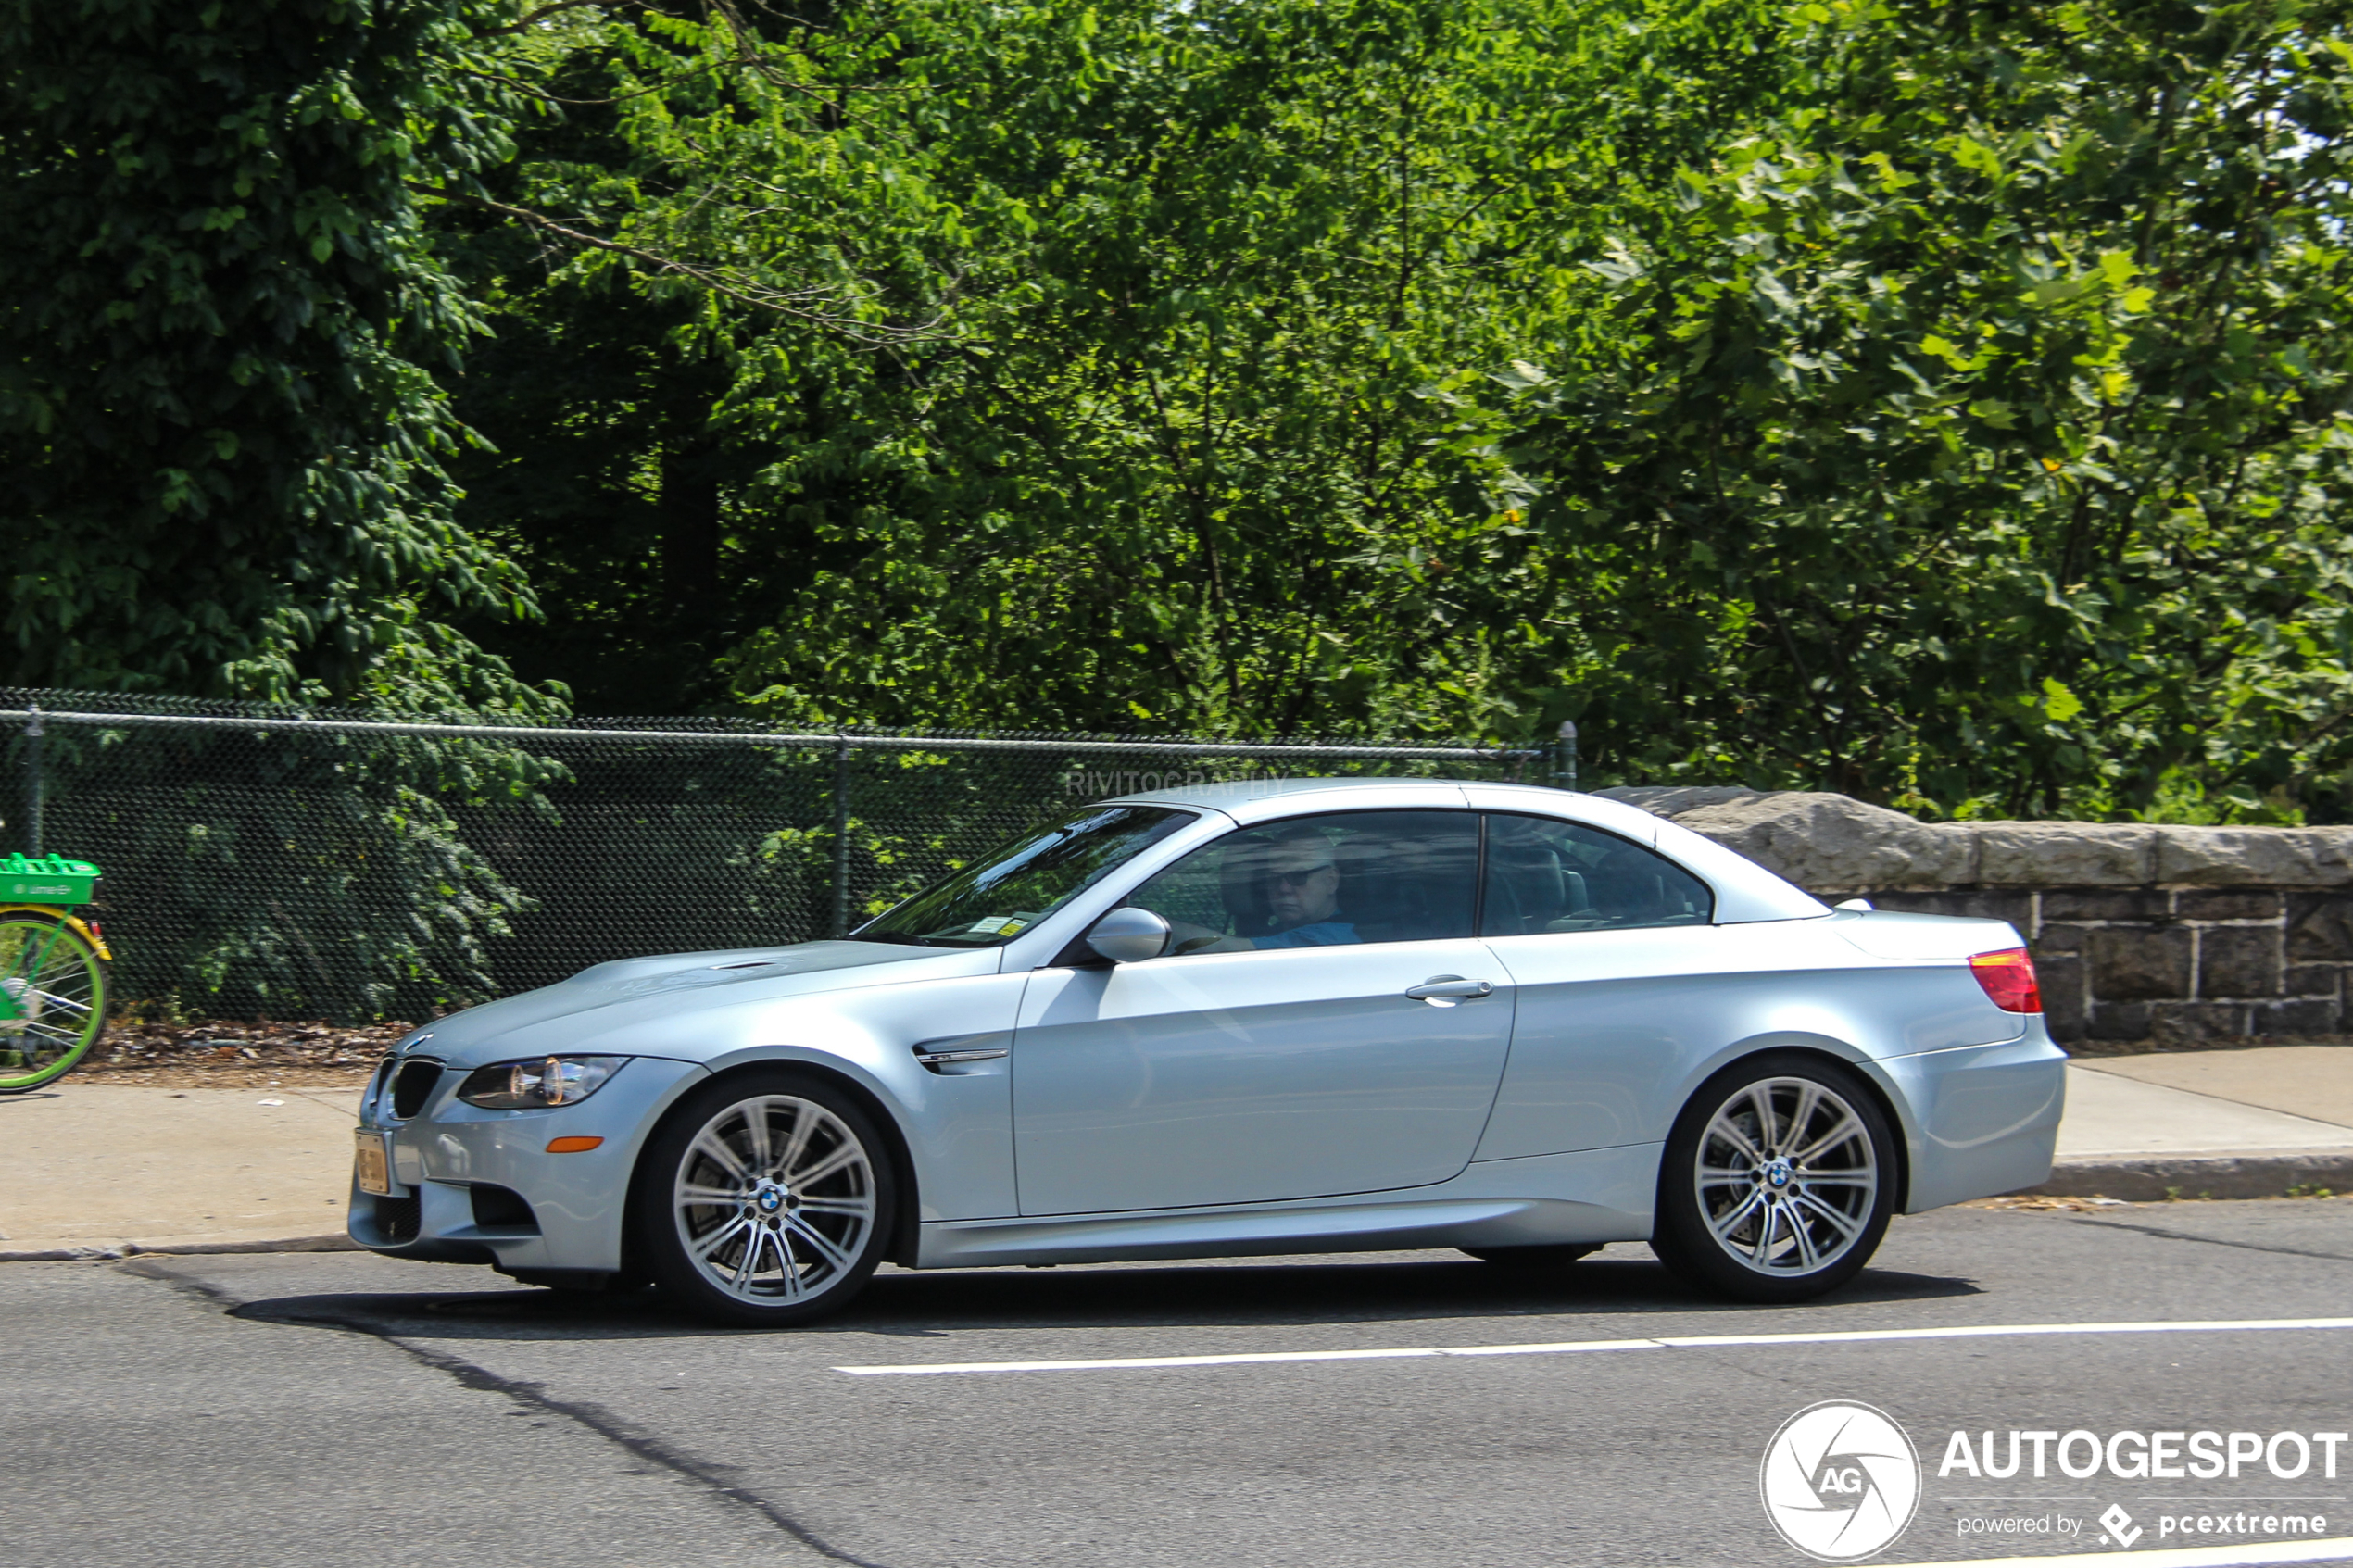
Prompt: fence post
<box><xmin>1554</xmin><ymin>719</ymin><xmax>1579</xmax><ymax>793</ymax></box>
<box><xmin>23</xmin><ymin>703</ymin><xmax>44</xmax><ymax>856</ymax></box>
<box><xmin>830</xmin><ymin>736</ymin><xmax>851</xmax><ymax>937</ymax></box>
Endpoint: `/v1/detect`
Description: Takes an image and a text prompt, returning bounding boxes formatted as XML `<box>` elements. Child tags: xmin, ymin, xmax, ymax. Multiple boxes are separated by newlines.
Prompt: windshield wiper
<box><xmin>845</xmin><ymin>931</ymin><xmax>934</xmax><ymax>947</ymax></box>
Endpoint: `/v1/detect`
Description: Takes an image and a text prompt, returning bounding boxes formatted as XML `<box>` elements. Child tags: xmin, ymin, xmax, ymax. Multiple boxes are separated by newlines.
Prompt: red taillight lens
<box><xmin>1969</xmin><ymin>947</ymin><xmax>2042</xmax><ymax>1013</ymax></box>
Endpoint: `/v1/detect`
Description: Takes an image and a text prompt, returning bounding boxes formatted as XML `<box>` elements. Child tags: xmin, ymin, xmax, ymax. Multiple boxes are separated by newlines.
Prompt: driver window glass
<box><xmin>1480</xmin><ymin>814</ymin><xmax>1713</xmax><ymax>935</ymax></box>
<box><xmin>1125</xmin><ymin>810</ymin><xmax>1480</xmax><ymax>954</ymax></box>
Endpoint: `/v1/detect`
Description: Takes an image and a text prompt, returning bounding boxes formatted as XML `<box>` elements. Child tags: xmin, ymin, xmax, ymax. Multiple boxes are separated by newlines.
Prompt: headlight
<box><xmin>457</xmin><ymin>1055</ymin><xmax>626</xmax><ymax>1110</ymax></box>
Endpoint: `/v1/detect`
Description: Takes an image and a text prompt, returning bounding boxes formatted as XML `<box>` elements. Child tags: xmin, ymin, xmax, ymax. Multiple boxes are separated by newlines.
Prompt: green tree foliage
<box><xmin>0</xmin><ymin>0</ymin><xmax>554</xmax><ymax>714</ymax></box>
<box><xmin>442</xmin><ymin>0</ymin><xmax>1782</xmax><ymax>734</ymax></box>
<box><xmin>1463</xmin><ymin>0</ymin><xmax>2353</xmax><ymax>818</ymax></box>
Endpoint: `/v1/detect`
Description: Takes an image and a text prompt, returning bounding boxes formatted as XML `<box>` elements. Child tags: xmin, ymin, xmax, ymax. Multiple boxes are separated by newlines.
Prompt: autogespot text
<box><xmin>1939</xmin><ymin>1428</ymin><xmax>2349</xmax><ymax>1480</ymax></box>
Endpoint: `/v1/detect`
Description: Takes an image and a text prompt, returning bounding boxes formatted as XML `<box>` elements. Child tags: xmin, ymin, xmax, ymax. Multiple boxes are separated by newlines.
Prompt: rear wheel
<box><xmin>1649</xmin><ymin>1054</ymin><xmax>1894</xmax><ymax>1303</ymax></box>
<box><xmin>635</xmin><ymin>1070</ymin><xmax>894</xmax><ymax>1327</ymax></box>
<box><xmin>0</xmin><ymin>914</ymin><xmax>107</xmax><ymax>1094</ymax></box>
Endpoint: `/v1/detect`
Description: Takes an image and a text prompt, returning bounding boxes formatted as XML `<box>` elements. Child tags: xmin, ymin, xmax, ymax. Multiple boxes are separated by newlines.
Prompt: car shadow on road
<box><xmin>225</xmin><ymin>1250</ymin><xmax>1982</xmax><ymax>1343</ymax></box>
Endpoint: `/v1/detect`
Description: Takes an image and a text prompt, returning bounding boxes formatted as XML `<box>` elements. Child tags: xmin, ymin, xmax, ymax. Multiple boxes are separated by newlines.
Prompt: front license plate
<box><xmin>354</xmin><ymin>1131</ymin><xmax>395</xmax><ymax>1196</ymax></box>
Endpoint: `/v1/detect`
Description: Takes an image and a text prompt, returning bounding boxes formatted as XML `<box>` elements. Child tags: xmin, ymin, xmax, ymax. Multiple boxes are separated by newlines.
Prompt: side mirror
<box><xmin>1086</xmin><ymin>906</ymin><xmax>1171</xmax><ymax>964</ymax></box>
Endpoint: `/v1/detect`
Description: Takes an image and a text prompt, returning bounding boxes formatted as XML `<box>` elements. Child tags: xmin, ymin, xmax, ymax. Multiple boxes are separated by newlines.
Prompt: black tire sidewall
<box><xmin>633</xmin><ymin>1067</ymin><xmax>896</xmax><ymax>1326</ymax></box>
<box><xmin>1652</xmin><ymin>1052</ymin><xmax>1895</xmax><ymax>1303</ymax></box>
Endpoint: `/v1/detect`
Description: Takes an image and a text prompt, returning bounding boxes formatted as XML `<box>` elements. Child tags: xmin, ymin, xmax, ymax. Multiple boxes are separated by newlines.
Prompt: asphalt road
<box><xmin>7</xmin><ymin>1199</ymin><xmax>2353</xmax><ymax>1568</ymax></box>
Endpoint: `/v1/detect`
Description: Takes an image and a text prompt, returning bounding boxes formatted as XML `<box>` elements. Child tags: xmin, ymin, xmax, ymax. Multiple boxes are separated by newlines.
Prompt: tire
<box><xmin>0</xmin><ymin>914</ymin><xmax>107</xmax><ymax>1095</ymax></box>
<box><xmin>1460</xmin><ymin>1245</ymin><xmax>1601</xmax><ymax>1267</ymax></box>
<box><xmin>1649</xmin><ymin>1053</ymin><xmax>1895</xmax><ymax>1304</ymax></box>
<box><xmin>634</xmin><ymin>1069</ymin><xmax>895</xmax><ymax>1327</ymax></box>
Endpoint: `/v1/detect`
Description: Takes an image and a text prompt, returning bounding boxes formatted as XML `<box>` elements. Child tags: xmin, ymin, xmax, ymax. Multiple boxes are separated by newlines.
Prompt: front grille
<box><xmin>390</xmin><ymin>1059</ymin><xmax>443</xmax><ymax>1119</ymax></box>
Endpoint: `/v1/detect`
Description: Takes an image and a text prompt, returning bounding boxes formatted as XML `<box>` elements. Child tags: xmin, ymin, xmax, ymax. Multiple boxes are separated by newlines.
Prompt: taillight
<box><xmin>1969</xmin><ymin>947</ymin><xmax>2042</xmax><ymax>1013</ymax></box>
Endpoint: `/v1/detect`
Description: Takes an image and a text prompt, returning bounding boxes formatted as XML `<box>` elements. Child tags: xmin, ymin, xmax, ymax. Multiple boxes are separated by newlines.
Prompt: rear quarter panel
<box><xmin>1473</xmin><ymin>917</ymin><xmax>2030</xmax><ymax>1162</ymax></box>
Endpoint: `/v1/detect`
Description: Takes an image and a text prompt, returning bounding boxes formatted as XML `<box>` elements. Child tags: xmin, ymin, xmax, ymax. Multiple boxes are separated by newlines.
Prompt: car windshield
<box><xmin>852</xmin><ymin>804</ymin><xmax>1194</xmax><ymax>947</ymax></box>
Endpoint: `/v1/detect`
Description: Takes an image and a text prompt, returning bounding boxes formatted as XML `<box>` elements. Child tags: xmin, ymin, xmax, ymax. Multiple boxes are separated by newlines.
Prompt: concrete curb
<box><xmin>2024</xmin><ymin>1149</ymin><xmax>2353</xmax><ymax>1201</ymax></box>
<box><xmin>0</xmin><ymin>1233</ymin><xmax>360</xmax><ymax>1263</ymax></box>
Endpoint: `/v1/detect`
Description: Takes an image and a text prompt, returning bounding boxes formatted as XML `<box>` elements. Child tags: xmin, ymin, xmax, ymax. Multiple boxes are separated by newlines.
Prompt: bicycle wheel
<box><xmin>0</xmin><ymin>914</ymin><xmax>108</xmax><ymax>1093</ymax></box>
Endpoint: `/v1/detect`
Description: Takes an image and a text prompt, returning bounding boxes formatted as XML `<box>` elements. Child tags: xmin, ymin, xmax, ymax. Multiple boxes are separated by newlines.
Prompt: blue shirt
<box><xmin>1252</xmin><ymin>922</ymin><xmax>1360</xmax><ymax>949</ymax></box>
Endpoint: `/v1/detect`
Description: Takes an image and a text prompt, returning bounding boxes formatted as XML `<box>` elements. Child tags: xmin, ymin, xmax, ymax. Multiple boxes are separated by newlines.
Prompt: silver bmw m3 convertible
<box><xmin>349</xmin><ymin>778</ymin><xmax>2065</xmax><ymax>1324</ymax></box>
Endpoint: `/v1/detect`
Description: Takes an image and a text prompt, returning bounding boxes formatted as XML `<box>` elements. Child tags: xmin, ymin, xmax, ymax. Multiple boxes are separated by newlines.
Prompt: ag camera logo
<box><xmin>1761</xmin><ymin>1401</ymin><xmax>1922</xmax><ymax>1561</ymax></box>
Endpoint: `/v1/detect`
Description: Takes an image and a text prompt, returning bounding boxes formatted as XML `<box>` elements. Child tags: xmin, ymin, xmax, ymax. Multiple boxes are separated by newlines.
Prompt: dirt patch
<box><xmin>70</xmin><ymin>1018</ymin><xmax>412</xmax><ymax>1088</ymax></box>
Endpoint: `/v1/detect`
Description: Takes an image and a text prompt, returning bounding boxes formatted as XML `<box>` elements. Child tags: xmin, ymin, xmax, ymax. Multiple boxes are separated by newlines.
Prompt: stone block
<box><xmin>2286</xmin><ymin>894</ymin><xmax>2353</xmax><ymax>962</ymax></box>
<box><xmin>2149</xmin><ymin>1001</ymin><xmax>2250</xmax><ymax>1047</ymax></box>
<box><xmin>2284</xmin><ymin>963</ymin><xmax>2346</xmax><ymax>998</ymax></box>
<box><xmin>2036</xmin><ymin>953</ymin><xmax>2086</xmax><ymax>1041</ymax></box>
<box><xmin>1975</xmin><ymin>822</ymin><xmax>2155</xmax><ymax>887</ymax></box>
<box><xmin>2086</xmin><ymin>925</ymin><xmax>2192</xmax><ymax>1000</ymax></box>
<box><xmin>2172</xmin><ymin>889</ymin><xmax>2282</xmax><ymax>922</ymax></box>
<box><xmin>2257</xmin><ymin>997</ymin><xmax>2342</xmax><ymax>1037</ymax></box>
<box><xmin>2196</xmin><ymin>926</ymin><xmax>2281</xmax><ymax>999</ymax></box>
<box><xmin>2085</xmin><ymin>1001</ymin><xmax>2151</xmax><ymax>1042</ymax></box>
<box><xmin>2032</xmin><ymin>922</ymin><xmax>2095</xmax><ymax>954</ymax></box>
<box><xmin>2043</xmin><ymin>889</ymin><xmax>2172</xmax><ymax>922</ymax></box>
<box><xmin>1608</xmin><ymin>790</ymin><xmax>1976</xmax><ymax>892</ymax></box>
<box><xmin>2156</xmin><ymin>825</ymin><xmax>2353</xmax><ymax>887</ymax></box>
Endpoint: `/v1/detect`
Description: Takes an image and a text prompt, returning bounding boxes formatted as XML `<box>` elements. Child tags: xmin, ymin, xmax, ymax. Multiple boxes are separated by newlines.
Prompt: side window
<box><xmin>1125</xmin><ymin>810</ymin><xmax>1480</xmax><ymax>954</ymax></box>
<box><xmin>1480</xmin><ymin>814</ymin><xmax>1713</xmax><ymax>936</ymax></box>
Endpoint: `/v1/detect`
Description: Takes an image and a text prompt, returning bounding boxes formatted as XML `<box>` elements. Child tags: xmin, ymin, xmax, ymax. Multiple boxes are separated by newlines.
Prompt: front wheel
<box><xmin>1649</xmin><ymin>1054</ymin><xmax>1895</xmax><ymax>1303</ymax></box>
<box><xmin>634</xmin><ymin>1070</ymin><xmax>895</xmax><ymax>1327</ymax></box>
<box><xmin>0</xmin><ymin>914</ymin><xmax>107</xmax><ymax>1094</ymax></box>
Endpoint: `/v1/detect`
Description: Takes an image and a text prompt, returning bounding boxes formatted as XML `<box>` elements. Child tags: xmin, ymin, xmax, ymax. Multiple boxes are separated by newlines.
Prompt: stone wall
<box><xmin>1603</xmin><ymin>787</ymin><xmax>2353</xmax><ymax>1053</ymax></box>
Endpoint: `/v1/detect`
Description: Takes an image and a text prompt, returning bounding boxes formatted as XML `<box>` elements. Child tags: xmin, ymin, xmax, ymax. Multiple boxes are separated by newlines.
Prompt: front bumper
<box><xmin>348</xmin><ymin>1054</ymin><xmax>708</xmax><ymax>1273</ymax></box>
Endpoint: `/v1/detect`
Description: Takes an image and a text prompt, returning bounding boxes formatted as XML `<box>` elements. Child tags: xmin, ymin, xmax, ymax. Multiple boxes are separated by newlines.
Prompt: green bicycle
<box><xmin>0</xmin><ymin>853</ymin><xmax>110</xmax><ymax>1094</ymax></box>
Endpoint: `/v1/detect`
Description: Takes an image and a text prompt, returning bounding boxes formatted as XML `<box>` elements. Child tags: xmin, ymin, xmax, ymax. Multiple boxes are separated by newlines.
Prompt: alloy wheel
<box><xmin>671</xmin><ymin>1094</ymin><xmax>878</xmax><ymax>1306</ymax></box>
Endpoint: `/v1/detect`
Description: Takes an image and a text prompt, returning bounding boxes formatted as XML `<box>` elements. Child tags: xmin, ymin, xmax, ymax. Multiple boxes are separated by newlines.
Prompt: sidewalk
<box><xmin>2045</xmin><ymin>1046</ymin><xmax>2353</xmax><ymax>1199</ymax></box>
<box><xmin>0</xmin><ymin>1083</ymin><xmax>365</xmax><ymax>1259</ymax></box>
<box><xmin>6</xmin><ymin>1047</ymin><xmax>2352</xmax><ymax>1259</ymax></box>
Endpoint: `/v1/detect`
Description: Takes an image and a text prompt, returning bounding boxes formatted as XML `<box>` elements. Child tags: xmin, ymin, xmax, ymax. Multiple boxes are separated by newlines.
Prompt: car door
<box><xmin>1011</xmin><ymin>809</ymin><xmax>1512</xmax><ymax>1215</ymax></box>
<box><xmin>1468</xmin><ymin>809</ymin><xmax>1730</xmax><ymax>1159</ymax></box>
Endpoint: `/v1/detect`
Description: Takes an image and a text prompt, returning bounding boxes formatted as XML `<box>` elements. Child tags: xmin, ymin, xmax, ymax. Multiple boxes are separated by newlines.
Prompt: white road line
<box><xmin>1880</xmin><ymin>1537</ymin><xmax>2353</xmax><ymax>1568</ymax></box>
<box><xmin>832</xmin><ymin>1315</ymin><xmax>2353</xmax><ymax>1376</ymax></box>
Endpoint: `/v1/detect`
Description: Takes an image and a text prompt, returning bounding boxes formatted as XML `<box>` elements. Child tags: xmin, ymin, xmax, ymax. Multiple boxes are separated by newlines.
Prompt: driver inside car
<box><xmin>1161</xmin><ymin>825</ymin><xmax>1361</xmax><ymax>954</ymax></box>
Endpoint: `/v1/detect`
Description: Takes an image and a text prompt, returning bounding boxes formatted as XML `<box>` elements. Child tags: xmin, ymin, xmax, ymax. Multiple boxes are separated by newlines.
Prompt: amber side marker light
<box><xmin>546</xmin><ymin>1135</ymin><xmax>604</xmax><ymax>1154</ymax></box>
<box><xmin>1969</xmin><ymin>947</ymin><xmax>2042</xmax><ymax>1013</ymax></box>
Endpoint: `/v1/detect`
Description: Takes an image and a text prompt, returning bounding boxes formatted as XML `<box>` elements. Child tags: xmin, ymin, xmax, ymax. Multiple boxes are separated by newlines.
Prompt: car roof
<box><xmin>1104</xmin><ymin>776</ymin><xmax>1470</xmax><ymax>810</ymax></box>
<box><xmin>1099</xmin><ymin>775</ymin><xmax>1829</xmax><ymax>924</ymax></box>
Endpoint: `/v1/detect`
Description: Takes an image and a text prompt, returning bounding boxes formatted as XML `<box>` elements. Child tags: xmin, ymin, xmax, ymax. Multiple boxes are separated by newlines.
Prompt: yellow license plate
<box><xmin>354</xmin><ymin>1132</ymin><xmax>394</xmax><ymax>1196</ymax></box>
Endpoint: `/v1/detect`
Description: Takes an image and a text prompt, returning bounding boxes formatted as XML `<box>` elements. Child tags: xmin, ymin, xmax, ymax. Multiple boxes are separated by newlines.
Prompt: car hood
<box><xmin>398</xmin><ymin>940</ymin><xmax>996</xmax><ymax>1069</ymax></box>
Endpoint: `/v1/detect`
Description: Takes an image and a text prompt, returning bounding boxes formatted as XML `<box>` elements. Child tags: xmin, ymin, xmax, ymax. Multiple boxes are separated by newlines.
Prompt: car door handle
<box><xmin>1404</xmin><ymin>975</ymin><xmax>1493</xmax><ymax>1005</ymax></box>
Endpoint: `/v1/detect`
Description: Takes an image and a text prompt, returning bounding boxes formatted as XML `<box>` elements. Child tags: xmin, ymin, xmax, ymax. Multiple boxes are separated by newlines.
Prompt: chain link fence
<box><xmin>0</xmin><ymin>689</ymin><xmax>1544</xmax><ymax>1022</ymax></box>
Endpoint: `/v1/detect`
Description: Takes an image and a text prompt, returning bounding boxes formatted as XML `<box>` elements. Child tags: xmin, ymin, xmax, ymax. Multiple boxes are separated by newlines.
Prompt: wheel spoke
<box><xmin>1786</xmin><ymin>1083</ymin><xmax>1824</xmax><ymax>1151</ymax></box>
<box><xmin>1705</xmin><ymin>1112</ymin><xmax>1765</xmax><ymax>1165</ymax></box>
<box><xmin>1745</xmin><ymin>1085</ymin><xmax>1781</xmax><ymax>1154</ymax></box>
<box><xmin>795</xmin><ymin>1195</ymin><xmax>874</xmax><ymax>1222</ymax></box>
<box><xmin>788</xmin><ymin>1141</ymin><xmax>863</xmax><ymax>1190</ymax></box>
<box><xmin>776</xmin><ymin>1101</ymin><xmax>822</xmax><ymax>1178</ymax></box>
<box><xmin>689</xmin><ymin>1132</ymin><xmax>751</xmax><ymax>1185</ymax></box>
<box><xmin>740</xmin><ymin>1103</ymin><xmax>775</xmax><ymax>1178</ymax></box>
<box><xmin>1794</xmin><ymin>1169</ymin><xmax>1874</xmax><ymax>1187</ymax></box>
<box><xmin>1795</xmin><ymin>1191</ymin><xmax>1865</xmax><ymax>1240</ymax></box>
<box><xmin>1793</xmin><ymin>1111</ymin><xmax>1864</xmax><ymax>1166</ymax></box>
<box><xmin>1749</xmin><ymin>1196</ymin><xmax>1780</xmax><ymax>1263</ymax></box>
<box><xmin>1696</xmin><ymin>1163</ymin><xmax>1753</xmax><ymax>1187</ymax></box>
<box><xmin>1707</xmin><ymin>1185</ymin><xmax>1766</xmax><ymax>1242</ymax></box>
<box><xmin>1787</xmin><ymin>1201</ymin><xmax>1821</xmax><ymax>1269</ymax></box>
<box><xmin>675</xmin><ymin>1184</ymin><xmax>742</xmax><ymax>1209</ymax></box>
<box><xmin>786</xmin><ymin>1215</ymin><xmax>856</xmax><ymax>1276</ymax></box>
<box><xmin>689</xmin><ymin>1212</ymin><xmax>755</xmax><ymax>1265</ymax></box>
